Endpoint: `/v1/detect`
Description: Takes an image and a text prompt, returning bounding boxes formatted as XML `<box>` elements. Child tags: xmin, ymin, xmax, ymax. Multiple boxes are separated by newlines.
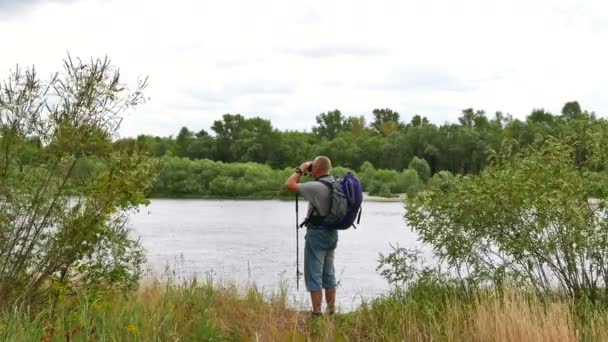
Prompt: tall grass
<box><xmin>2</xmin><ymin>278</ymin><xmax>608</xmax><ymax>341</ymax></box>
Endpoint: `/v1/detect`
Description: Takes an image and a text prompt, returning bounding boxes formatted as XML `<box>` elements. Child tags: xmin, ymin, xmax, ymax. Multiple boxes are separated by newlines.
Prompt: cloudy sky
<box><xmin>1</xmin><ymin>0</ymin><xmax>606</xmax><ymax>137</ymax></box>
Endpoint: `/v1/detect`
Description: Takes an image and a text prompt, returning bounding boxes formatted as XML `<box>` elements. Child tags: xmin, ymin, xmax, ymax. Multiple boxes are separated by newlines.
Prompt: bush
<box><xmin>0</xmin><ymin>56</ymin><xmax>157</xmax><ymax>306</ymax></box>
<box><xmin>359</xmin><ymin>161</ymin><xmax>376</xmax><ymax>190</ymax></box>
<box><xmin>394</xmin><ymin>169</ymin><xmax>419</xmax><ymax>194</ymax></box>
<box><xmin>405</xmin><ymin>137</ymin><xmax>608</xmax><ymax>302</ymax></box>
<box><xmin>408</xmin><ymin>156</ymin><xmax>431</xmax><ymax>182</ymax></box>
<box><xmin>427</xmin><ymin>170</ymin><xmax>454</xmax><ymax>192</ymax></box>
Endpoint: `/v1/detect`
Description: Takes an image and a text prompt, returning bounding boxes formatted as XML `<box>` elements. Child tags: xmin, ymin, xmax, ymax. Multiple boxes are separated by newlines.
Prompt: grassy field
<box><xmin>2</xmin><ymin>278</ymin><xmax>608</xmax><ymax>341</ymax></box>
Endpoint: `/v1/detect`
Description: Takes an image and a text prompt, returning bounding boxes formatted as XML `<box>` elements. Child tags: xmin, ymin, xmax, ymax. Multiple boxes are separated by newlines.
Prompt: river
<box><xmin>129</xmin><ymin>199</ymin><xmax>425</xmax><ymax>312</ymax></box>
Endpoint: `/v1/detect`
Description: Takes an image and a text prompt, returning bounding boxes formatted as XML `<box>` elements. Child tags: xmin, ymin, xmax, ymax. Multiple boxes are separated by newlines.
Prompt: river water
<box><xmin>129</xmin><ymin>199</ymin><xmax>425</xmax><ymax>312</ymax></box>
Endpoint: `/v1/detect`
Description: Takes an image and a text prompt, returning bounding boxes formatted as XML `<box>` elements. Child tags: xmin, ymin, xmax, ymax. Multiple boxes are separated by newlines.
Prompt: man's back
<box><xmin>299</xmin><ymin>175</ymin><xmax>333</xmax><ymax>218</ymax></box>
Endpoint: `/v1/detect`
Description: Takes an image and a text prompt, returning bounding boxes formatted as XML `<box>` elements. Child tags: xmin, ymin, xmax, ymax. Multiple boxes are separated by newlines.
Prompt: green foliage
<box><xmin>405</xmin><ymin>135</ymin><xmax>608</xmax><ymax>302</ymax></box>
<box><xmin>209</xmin><ymin>114</ymin><xmax>283</xmax><ymax>166</ymax></box>
<box><xmin>4</xmin><ymin>278</ymin><xmax>608</xmax><ymax>341</ymax></box>
<box><xmin>0</xmin><ymin>56</ymin><xmax>157</xmax><ymax>306</ymax></box>
<box><xmin>458</xmin><ymin>108</ymin><xmax>488</xmax><ymax>128</ymax></box>
<box><xmin>377</xmin><ymin>245</ymin><xmax>433</xmax><ymax>287</ymax></box>
<box><xmin>408</xmin><ymin>156</ymin><xmax>431</xmax><ymax>182</ymax></box>
<box><xmin>372</xmin><ymin>108</ymin><xmax>403</xmax><ymax>136</ymax></box>
<box><xmin>331</xmin><ymin>166</ymin><xmax>351</xmax><ymax>178</ymax></box>
<box><xmin>359</xmin><ymin>161</ymin><xmax>376</xmax><ymax>189</ymax></box>
<box><xmin>314</xmin><ymin>132</ymin><xmax>363</xmax><ymax>169</ymax></box>
<box><xmin>312</xmin><ymin>109</ymin><xmax>350</xmax><ymax>140</ymax></box>
<box><xmin>586</xmin><ymin>171</ymin><xmax>608</xmax><ymax>198</ymax></box>
<box><xmin>396</xmin><ymin>169</ymin><xmax>420</xmax><ymax>194</ymax></box>
<box><xmin>562</xmin><ymin>101</ymin><xmax>583</xmax><ymax>121</ymax></box>
<box><xmin>427</xmin><ymin>170</ymin><xmax>455</xmax><ymax>192</ymax></box>
<box><xmin>152</xmin><ymin>157</ymin><xmax>290</xmax><ymax>199</ymax></box>
<box><xmin>130</xmin><ymin>101</ymin><xmax>606</xmax><ymax>194</ymax></box>
<box><xmin>175</xmin><ymin>126</ymin><xmax>194</xmax><ymax>157</ymax></box>
<box><xmin>527</xmin><ymin>109</ymin><xmax>555</xmax><ymax>124</ymax></box>
<box><xmin>83</xmin><ymin>100</ymin><xmax>608</xmax><ymax>200</ymax></box>
<box><xmin>368</xmin><ymin>169</ymin><xmax>398</xmax><ymax>196</ymax></box>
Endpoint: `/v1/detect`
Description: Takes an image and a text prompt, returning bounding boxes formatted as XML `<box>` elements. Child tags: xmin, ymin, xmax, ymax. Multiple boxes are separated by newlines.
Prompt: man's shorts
<box><xmin>304</xmin><ymin>228</ymin><xmax>338</xmax><ymax>292</ymax></box>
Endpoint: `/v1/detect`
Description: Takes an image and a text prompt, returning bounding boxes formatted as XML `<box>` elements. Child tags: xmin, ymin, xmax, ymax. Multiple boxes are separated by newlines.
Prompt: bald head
<box><xmin>312</xmin><ymin>156</ymin><xmax>332</xmax><ymax>177</ymax></box>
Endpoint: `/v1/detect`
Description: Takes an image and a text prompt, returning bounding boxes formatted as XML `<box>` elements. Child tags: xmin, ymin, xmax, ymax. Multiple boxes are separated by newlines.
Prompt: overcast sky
<box><xmin>1</xmin><ymin>0</ymin><xmax>606</xmax><ymax>137</ymax></box>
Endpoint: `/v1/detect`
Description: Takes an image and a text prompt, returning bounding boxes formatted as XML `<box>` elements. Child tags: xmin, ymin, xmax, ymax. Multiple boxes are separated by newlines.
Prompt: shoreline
<box><xmin>363</xmin><ymin>193</ymin><xmax>406</xmax><ymax>202</ymax></box>
<box><xmin>147</xmin><ymin>193</ymin><xmax>406</xmax><ymax>203</ymax></box>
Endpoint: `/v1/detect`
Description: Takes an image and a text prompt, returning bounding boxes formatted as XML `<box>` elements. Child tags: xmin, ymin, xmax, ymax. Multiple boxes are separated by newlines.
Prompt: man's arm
<box><xmin>284</xmin><ymin>172</ymin><xmax>302</xmax><ymax>193</ymax></box>
<box><xmin>284</xmin><ymin>161</ymin><xmax>312</xmax><ymax>193</ymax></box>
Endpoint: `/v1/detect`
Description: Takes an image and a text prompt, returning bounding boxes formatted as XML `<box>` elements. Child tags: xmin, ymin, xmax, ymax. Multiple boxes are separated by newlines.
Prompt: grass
<box><xmin>2</xmin><ymin>278</ymin><xmax>608</xmax><ymax>341</ymax></box>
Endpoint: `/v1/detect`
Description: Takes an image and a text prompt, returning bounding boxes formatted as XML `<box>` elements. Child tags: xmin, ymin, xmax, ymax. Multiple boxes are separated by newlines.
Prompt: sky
<box><xmin>0</xmin><ymin>0</ymin><xmax>607</xmax><ymax>138</ymax></box>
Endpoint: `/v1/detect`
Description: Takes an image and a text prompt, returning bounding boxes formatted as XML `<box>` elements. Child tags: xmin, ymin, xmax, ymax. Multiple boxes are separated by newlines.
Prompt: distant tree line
<box><xmin>108</xmin><ymin>101</ymin><xmax>606</xmax><ymax>197</ymax></box>
<box><xmin>146</xmin><ymin>156</ymin><xmax>432</xmax><ymax>199</ymax></box>
<box><xmin>128</xmin><ymin>102</ymin><xmax>597</xmax><ymax>173</ymax></box>
<box><xmin>13</xmin><ymin>100</ymin><xmax>608</xmax><ymax>198</ymax></box>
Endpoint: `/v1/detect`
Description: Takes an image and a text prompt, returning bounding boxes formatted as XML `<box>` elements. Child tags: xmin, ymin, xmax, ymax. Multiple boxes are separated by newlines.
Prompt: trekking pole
<box><xmin>295</xmin><ymin>193</ymin><xmax>300</xmax><ymax>291</ymax></box>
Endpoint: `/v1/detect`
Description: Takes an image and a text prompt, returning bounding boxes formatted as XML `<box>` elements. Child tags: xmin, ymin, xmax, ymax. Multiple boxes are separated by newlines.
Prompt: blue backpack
<box><xmin>302</xmin><ymin>172</ymin><xmax>363</xmax><ymax>230</ymax></box>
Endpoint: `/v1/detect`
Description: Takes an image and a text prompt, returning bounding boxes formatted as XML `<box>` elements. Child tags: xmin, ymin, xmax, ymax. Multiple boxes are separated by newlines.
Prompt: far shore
<box><xmin>363</xmin><ymin>192</ymin><xmax>406</xmax><ymax>202</ymax></box>
<box><xmin>148</xmin><ymin>192</ymin><xmax>406</xmax><ymax>202</ymax></box>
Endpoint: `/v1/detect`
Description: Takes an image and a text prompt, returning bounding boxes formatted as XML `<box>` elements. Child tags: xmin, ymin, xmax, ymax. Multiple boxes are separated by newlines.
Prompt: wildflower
<box><xmin>127</xmin><ymin>324</ymin><xmax>139</xmax><ymax>334</ymax></box>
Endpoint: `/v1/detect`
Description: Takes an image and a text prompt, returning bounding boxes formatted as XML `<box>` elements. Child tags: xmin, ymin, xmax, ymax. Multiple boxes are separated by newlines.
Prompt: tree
<box><xmin>368</xmin><ymin>169</ymin><xmax>399</xmax><ymax>197</ymax></box>
<box><xmin>395</xmin><ymin>169</ymin><xmax>419</xmax><ymax>194</ymax></box>
<box><xmin>356</xmin><ymin>135</ymin><xmax>385</xmax><ymax>170</ymax></box>
<box><xmin>0</xmin><ymin>56</ymin><xmax>157</xmax><ymax>306</ymax></box>
<box><xmin>404</xmin><ymin>122</ymin><xmax>440</xmax><ymax>171</ymax></box>
<box><xmin>229</xmin><ymin>117</ymin><xmax>281</xmax><ymax>166</ymax></box>
<box><xmin>349</xmin><ymin>115</ymin><xmax>367</xmax><ymax>136</ymax></box>
<box><xmin>372</xmin><ymin>108</ymin><xmax>403</xmax><ymax>136</ymax></box>
<box><xmin>359</xmin><ymin>161</ymin><xmax>376</xmax><ymax>190</ymax></box>
<box><xmin>405</xmin><ymin>136</ymin><xmax>608</xmax><ymax>302</ymax></box>
<box><xmin>186</xmin><ymin>135</ymin><xmax>216</xmax><ymax>160</ymax></box>
<box><xmin>380</xmin><ymin>133</ymin><xmax>410</xmax><ymax>170</ymax></box>
<box><xmin>175</xmin><ymin>126</ymin><xmax>194</xmax><ymax>157</ymax></box>
<box><xmin>527</xmin><ymin>109</ymin><xmax>554</xmax><ymax>124</ymax></box>
<box><xmin>313</xmin><ymin>133</ymin><xmax>362</xmax><ymax>169</ymax></box>
<box><xmin>276</xmin><ymin>131</ymin><xmax>315</xmax><ymax>169</ymax></box>
<box><xmin>196</xmin><ymin>129</ymin><xmax>210</xmax><ymax>138</ymax></box>
<box><xmin>408</xmin><ymin>156</ymin><xmax>431</xmax><ymax>182</ymax></box>
<box><xmin>210</xmin><ymin>115</ymin><xmax>282</xmax><ymax>165</ymax></box>
<box><xmin>561</xmin><ymin>101</ymin><xmax>582</xmax><ymax>121</ymax></box>
<box><xmin>312</xmin><ymin>109</ymin><xmax>350</xmax><ymax>140</ymax></box>
<box><xmin>211</xmin><ymin>114</ymin><xmax>246</xmax><ymax>162</ymax></box>
<box><xmin>458</xmin><ymin>108</ymin><xmax>488</xmax><ymax>129</ymax></box>
<box><xmin>491</xmin><ymin>111</ymin><xmax>511</xmax><ymax>128</ymax></box>
<box><xmin>409</xmin><ymin>114</ymin><xmax>429</xmax><ymax>128</ymax></box>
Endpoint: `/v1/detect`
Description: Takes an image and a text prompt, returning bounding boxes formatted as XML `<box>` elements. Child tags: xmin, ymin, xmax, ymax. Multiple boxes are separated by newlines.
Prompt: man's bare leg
<box><xmin>311</xmin><ymin>290</ymin><xmax>323</xmax><ymax>314</ymax></box>
<box><xmin>325</xmin><ymin>288</ymin><xmax>336</xmax><ymax>314</ymax></box>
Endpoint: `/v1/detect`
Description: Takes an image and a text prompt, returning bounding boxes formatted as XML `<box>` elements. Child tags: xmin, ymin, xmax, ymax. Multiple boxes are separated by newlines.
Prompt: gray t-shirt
<box><xmin>299</xmin><ymin>175</ymin><xmax>333</xmax><ymax>218</ymax></box>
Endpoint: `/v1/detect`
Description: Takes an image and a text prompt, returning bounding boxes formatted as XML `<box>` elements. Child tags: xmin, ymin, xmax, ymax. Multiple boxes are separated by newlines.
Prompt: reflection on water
<box><xmin>129</xmin><ymin>199</ymin><xmax>427</xmax><ymax>311</ymax></box>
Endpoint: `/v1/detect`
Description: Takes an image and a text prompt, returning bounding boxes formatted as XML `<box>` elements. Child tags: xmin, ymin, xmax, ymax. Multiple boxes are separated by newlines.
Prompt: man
<box><xmin>284</xmin><ymin>156</ymin><xmax>337</xmax><ymax>317</ymax></box>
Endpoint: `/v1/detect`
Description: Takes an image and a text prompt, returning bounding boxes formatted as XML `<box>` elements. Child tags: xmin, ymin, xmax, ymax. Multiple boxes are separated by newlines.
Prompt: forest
<box><xmin>121</xmin><ymin>102</ymin><xmax>608</xmax><ymax>198</ymax></box>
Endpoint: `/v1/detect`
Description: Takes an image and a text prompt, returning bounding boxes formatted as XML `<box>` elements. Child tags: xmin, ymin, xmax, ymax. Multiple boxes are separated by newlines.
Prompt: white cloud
<box><xmin>0</xmin><ymin>0</ymin><xmax>76</xmax><ymax>15</ymax></box>
<box><xmin>0</xmin><ymin>0</ymin><xmax>607</xmax><ymax>137</ymax></box>
<box><xmin>282</xmin><ymin>45</ymin><xmax>388</xmax><ymax>58</ymax></box>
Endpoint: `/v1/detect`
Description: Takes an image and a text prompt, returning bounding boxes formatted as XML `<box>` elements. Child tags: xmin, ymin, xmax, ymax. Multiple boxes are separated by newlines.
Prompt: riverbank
<box><xmin>2</xmin><ymin>279</ymin><xmax>607</xmax><ymax>341</ymax></box>
<box><xmin>363</xmin><ymin>192</ymin><xmax>406</xmax><ymax>202</ymax></box>
<box><xmin>147</xmin><ymin>192</ymin><xmax>406</xmax><ymax>202</ymax></box>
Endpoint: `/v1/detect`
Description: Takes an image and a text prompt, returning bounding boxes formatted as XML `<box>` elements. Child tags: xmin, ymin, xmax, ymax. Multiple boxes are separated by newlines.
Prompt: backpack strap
<box><xmin>300</xmin><ymin>177</ymin><xmax>335</xmax><ymax>228</ymax></box>
<box><xmin>350</xmin><ymin>207</ymin><xmax>362</xmax><ymax>229</ymax></box>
